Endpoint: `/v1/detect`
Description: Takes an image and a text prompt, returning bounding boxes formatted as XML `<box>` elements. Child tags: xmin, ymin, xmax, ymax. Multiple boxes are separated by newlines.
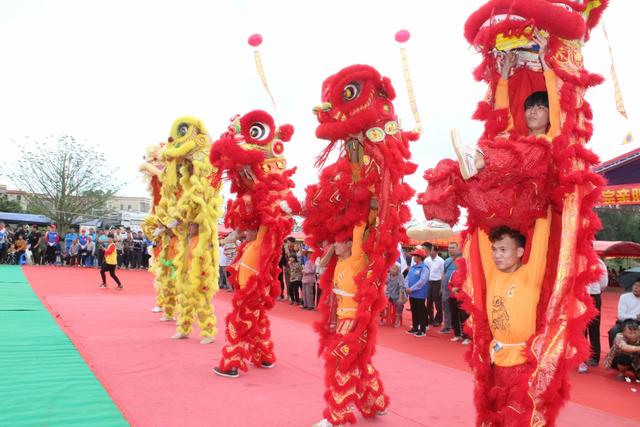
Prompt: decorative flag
<box><xmin>248</xmin><ymin>33</ymin><xmax>277</xmax><ymax>111</ymax></box>
<box><xmin>602</xmin><ymin>23</ymin><xmax>628</xmax><ymax>119</ymax></box>
<box><xmin>395</xmin><ymin>29</ymin><xmax>423</xmax><ymax>134</ymax></box>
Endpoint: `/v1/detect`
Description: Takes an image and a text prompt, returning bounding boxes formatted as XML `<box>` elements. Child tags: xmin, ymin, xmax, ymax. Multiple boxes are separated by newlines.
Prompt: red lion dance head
<box><xmin>210</xmin><ymin>110</ymin><xmax>299</xmax><ymax>232</ymax></box>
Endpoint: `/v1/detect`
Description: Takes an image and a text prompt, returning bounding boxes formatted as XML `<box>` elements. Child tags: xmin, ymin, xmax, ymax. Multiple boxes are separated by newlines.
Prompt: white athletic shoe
<box><xmin>159</xmin><ymin>316</ymin><xmax>175</xmax><ymax>322</ymax></box>
<box><xmin>451</xmin><ymin>128</ymin><xmax>479</xmax><ymax>180</ymax></box>
<box><xmin>312</xmin><ymin>419</ymin><xmax>343</xmax><ymax>427</ymax></box>
<box><xmin>151</xmin><ymin>306</ymin><xmax>162</xmax><ymax>313</ymax></box>
<box><xmin>406</xmin><ymin>220</ymin><xmax>453</xmax><ymax>240</ymax></box>
<box><xmin>578</xmin><ymin>362</ymin><xmax>588</xmax><ymax>374</ymax></box>
<box><xmin>450</xmin><ymin>336</ymin><xmax>463</xmax><ymax>342</ymax></box>
<box><xmin>199</xmin><ymin>337</ymin><xmax>215</xmax><ymax>345</ymax></box>
<box><xmin>171</xmin><ymin>332</ymin><xmax>188</xmax><ymax>340</ymax></box>
<box><xmin>461</xmin><ymin>338</ymin><xmax>472</xmax><ymax>345</ymax></box>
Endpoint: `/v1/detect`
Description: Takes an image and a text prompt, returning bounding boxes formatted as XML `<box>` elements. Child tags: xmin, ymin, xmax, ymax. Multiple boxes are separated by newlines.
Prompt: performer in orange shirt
<box><xmin>477</xmin><ymin>210</ymin><xmax>551</xmax><ymax>424</ymax></box>
<box><xmin>313</xmin><ymin>220</ymin><xmax>388</xmax><ymax>427</ymax></box>
<box><xmin>413</xmin><ymin>31</ymin><xmax>559</xmax><ymax>237</ymax></box>
<box><xmin>211</xmin><ymin>110</ymin><xmax>301</xmax><ymax>379</ymax></box>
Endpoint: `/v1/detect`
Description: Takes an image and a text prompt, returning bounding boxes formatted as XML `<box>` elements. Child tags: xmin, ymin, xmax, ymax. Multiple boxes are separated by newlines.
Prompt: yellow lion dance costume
<box><xmin>147</xmin><ymin>117</ymin><xmax>223</xmax><ymax>344</ymax></box>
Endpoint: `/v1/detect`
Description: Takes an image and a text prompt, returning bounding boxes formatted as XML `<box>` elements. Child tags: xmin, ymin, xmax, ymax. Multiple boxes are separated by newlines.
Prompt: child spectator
<box><xmin>384</xmin><ymin>263</ymin><xmax>406</xmax><ymax>328</ymax></box>
<box><xmin>301</xmin><ymin>249</ymin><xmax>316</xmax><ymax>310</ymax></box>
<box><xmin>99</xmin><ymin>234</ymin><xmax>123</xmax><ymax>289</ymax></box>
<box><xmin>288</xmin><ymin>256</ymin><xmax>303</xmax><ymax>305</ymax></box>
<box><xmin>604</xmin><ymin>319</ymin><xmax>640</xmax><ymax>382</ymax></box>
<box><xmin>85</xmin><ymin>237</ymin><xmax>96</xmax><ymax>267</ymax></box>
<box><xmin>67</xmin><ymin>239</ymin><xmax>79</xmax><ymax>266</ymax></box>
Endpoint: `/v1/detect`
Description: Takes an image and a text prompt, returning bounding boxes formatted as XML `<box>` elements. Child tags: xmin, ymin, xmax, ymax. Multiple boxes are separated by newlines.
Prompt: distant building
<box><xmin>0</xmin><ymin>184</ymin><xmax>30</xmax><ymax>210</ymax></box>
<box><xmin>106</xmin><ymin>195</ymin><xmax>151</xmax><ymax>214</ymax></box>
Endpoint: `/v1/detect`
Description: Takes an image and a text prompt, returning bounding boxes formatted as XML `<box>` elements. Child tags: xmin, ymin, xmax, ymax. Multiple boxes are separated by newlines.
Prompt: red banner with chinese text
<box><xmin>596</xmin><ymin>183</ymin><xmax>640</xmax><ymax>206</ymax></box>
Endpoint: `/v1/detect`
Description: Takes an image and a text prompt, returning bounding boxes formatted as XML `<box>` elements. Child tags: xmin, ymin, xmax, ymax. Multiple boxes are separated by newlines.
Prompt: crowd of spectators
<box><xmin>0</xmin><ymin>222</ymin><xmax>152</xmax><ymax>269</ymax></box>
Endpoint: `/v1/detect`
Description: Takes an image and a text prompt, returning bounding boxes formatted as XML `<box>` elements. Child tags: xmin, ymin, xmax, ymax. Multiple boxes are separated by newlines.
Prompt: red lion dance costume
<box><xmin>210</xmin><ymin>110</ymin><xmax>301</xmax><ymax>377</ymax></box>
<box><xmin>416</xmin><ymin>1</ymin><xmax>607</xmax><ymax>425</ymax></box>
<box><xmin>304</xmin><ymin>64</ymin><xmax>418</xmax><ymax>426</ymax></box>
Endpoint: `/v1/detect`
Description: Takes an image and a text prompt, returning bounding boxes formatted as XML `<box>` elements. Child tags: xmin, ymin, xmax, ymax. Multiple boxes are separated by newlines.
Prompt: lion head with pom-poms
<box><xmin>313</xmin><ymin>64</ymin><xmax>397</xmax><ymax>142</ymax></box>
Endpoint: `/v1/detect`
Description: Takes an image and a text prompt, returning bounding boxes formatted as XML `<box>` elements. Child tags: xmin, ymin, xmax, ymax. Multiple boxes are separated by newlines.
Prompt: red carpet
<box><xmin>22</xmin><ymin>266</ymin><xmax>640</xmax><ymax>426</ymax></box>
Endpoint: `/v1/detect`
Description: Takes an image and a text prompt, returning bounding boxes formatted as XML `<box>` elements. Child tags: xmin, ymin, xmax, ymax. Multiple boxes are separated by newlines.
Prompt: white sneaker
<box><xmin>159</xmin><ymin>316</ymin><xmax>175</xmax><ymax>322</ymax></box>
<box><xmin>578</xmin><ymin>362</ymin><xmax>588</xmax><ymax>374</ymax></box>
<box><xmin>407</xmin><ymin>220</ymin><xmax>453</xmax><ymax>240</ymax></box>
<box><xmin>171</xmin><ymin>332</ymin><xmax>188</xmax><ymax>340</ymax></box>
<box><xmin>461</xmin><ymin>338</ymin><xmax>472</xmax><ymax>345</ymax></box>
<box><xmin>312</xmin><ymin>419</ymin><xmax>334</xmax><ymax>427</ymax></box>
<box><xmin>199</xmin><ymin>337</ymin><xmax>215</xmax><ymax>345</ymax></box>
<box><xmin>151</xmin><ymin>306</ymin><xmax>162</xmax><ymax>313</ymax></box>
<box><xmin>450</xmin><ymin>336</ymin><xmax>462</xmax><ymax>342</ymax></box>
<box><xmin>451</xmin><ymin>128</ymin><xmax>479</xmax><ymax>180</ymax></box>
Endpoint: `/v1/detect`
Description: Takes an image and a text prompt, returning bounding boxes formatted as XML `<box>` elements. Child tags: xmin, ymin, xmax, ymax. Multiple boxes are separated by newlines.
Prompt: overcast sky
<box><xmin>1</xmin><ymin>0</ymin><xmax>638</xmax><ymax>220</ymax></box>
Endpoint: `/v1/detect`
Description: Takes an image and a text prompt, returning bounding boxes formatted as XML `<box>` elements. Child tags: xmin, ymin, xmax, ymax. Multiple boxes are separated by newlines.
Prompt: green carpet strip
<box><xmin>0</xmin><ymin>266</ymin><xmax>127</xmax><ymax>426</ymax></box>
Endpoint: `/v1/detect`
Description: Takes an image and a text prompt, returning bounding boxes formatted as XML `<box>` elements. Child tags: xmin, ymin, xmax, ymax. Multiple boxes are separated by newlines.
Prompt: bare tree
<box><xmin>7</xmin><ymin>135</ymin><xmax>121</xmax><ymax>231</ymax></box>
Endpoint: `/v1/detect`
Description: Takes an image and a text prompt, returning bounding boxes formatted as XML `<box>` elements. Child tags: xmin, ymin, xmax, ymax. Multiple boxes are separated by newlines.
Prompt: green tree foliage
<box><xmin>595</xmin><ymin>206</ymin><xmax>640</xmax><ymax>243</ymax></box>
<box><xmin>7</xmin><ymin>135</ymin><xmax>121</xmax><ymax>232</ymax></box>
<box><xmin>0</xmin><ymin>195</ymin><xmax>23</xmax><ymax>213</ymax></box>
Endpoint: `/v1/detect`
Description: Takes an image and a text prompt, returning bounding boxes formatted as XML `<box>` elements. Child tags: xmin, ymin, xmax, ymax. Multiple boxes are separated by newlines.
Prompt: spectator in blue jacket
<box><xmin>405</xmin><ymin>248</ymin><xmax>430</xmax><ymax>337</ymax></box>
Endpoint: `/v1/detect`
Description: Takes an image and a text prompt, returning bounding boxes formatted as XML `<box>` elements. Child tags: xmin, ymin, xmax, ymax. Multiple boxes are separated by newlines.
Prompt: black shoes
<box><xmin>213</xmin><ymin>367</ymin><xmax>239</xmax><ymax>378</ymax></box>
<box><xmin>406</xmin><ymin>329</ymin><xmax>418</xmax><ymax>335</ymax></box>
<box><xmin>261</xmin><ymin>362</ymin><xmax>275</xmax><ymax>369</ymax></box>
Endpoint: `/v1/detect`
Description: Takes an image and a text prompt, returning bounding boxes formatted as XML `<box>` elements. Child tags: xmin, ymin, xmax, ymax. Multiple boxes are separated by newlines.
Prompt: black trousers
<box><xmin>288</xmin><ymin>280</ymin><xmax>302</xmax><ymax>302</ymax></box>
<box><xmin>100</xmin><ymin>264</ymin><xmax>122</xmax><ymax>286</ymax></box>
<box><xmin>409</xmin><ymin>297</ymin><xmax>427</xmax><ymax>333</ymax></box>
<box><xmin>585</xmin><ymin>293</ymin><xmax>602</xmax><ymax>361</ymax></box>
<box><xmin>426</xmin><ymin>280</ymin><xmax>442</xmax><ymax>325</ymax></box>
<box><xmin>45</xmin><ymin>245</ymin><xmax>57</xmax><ymax>264</ymax></box>
<box><xmin>449</xmin><ymin>297</ymin><xmax>469</xmax><ymax>338</ymax></box>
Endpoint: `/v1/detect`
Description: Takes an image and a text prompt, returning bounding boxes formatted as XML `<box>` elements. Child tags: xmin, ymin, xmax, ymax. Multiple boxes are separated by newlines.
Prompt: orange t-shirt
<box><xmin>333</xmin><ymin>222</ymin><xmax>367</xmax><ymax>320</ymax></box>
<box><xmin>238</xmin><ymin>225</ymin><xmax>267</xmax><ymax>289</ymax></box>
<box><xmin>496</xmin><ymin>68</ymin><xmax>561</xmax><ymax>139</ymax></box>
<box><xmin>479</xmin><ymin>211</ymin><xmax>551</xmax><ymax>367</ymax></box>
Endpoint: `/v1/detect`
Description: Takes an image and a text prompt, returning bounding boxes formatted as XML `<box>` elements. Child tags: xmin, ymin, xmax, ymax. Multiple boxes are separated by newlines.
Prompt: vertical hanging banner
<box><xmin>602</xmin><ymin>22</ymin><xmax>634</xmax><ymax>144</ymax></box>
<box><xmin>395</xmin><ymin>29</ymin><xmax>423</xmax><ymax>134</ymax></box>
<box><xmin>248</xmin><ymin>33</ymin><xmax>277</xmax><ymax>112</ymax></box>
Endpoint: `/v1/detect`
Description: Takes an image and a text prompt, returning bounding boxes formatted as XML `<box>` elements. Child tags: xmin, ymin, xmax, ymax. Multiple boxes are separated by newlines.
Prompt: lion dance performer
<box><xmin>304</xmin><ymin>64</ymin><xmax>418</xmax><ymax>426</ymax></box>
<box><xmin>211</xmin><ymin>110</ymin><xmax>301</xmax><ymax>378</ymax></box>
<box><xmin>139</xmin><ymin>142</ymin><xmax>172</xmax><ymax>315</ymax></box>
<box><xmin>412</xmin><ymin>2</ymin><xmax>608</xmax><ymax>425</ymax></box>
<box><xmin>145</xmin><ymin>117</ymin><xmax>223</xmax><ymax>344</ymax></box>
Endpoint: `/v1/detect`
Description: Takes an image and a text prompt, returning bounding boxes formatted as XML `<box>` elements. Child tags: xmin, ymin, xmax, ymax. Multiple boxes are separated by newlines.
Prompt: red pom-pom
<box><xmin>395</xmin><ymin>29</ymin><xmax>410</xmax><ymax>43</ymax></box>
<box><xmin>277</xmin><ymin>124</ymin><xmax>294</xmax><ymax>142</ymax></box>
<box><xmin>248</xmin><ymin>33</ymin><xmax>263</xmax><ymax>47</ymax></box>
<box><xmin>272</xmin><ymin>141</ymin><xmax>284</xmax><ymax>156</ymax></box>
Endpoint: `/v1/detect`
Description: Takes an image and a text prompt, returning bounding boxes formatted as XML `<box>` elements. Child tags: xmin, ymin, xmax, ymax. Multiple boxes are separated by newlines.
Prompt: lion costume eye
<box><xmin>177</xmin><ymin>123</ymin><xmax>189</xmax><ymax>137</ymax></box>
<box><xmin>249</xmin><ymin>122</ymin><xmax>270</xmax><ymax>141</ymax></box>
<box><xmin>342</xmin><ymin>82</ymin><xmax>361</xmax><ymax>101</ymax></box>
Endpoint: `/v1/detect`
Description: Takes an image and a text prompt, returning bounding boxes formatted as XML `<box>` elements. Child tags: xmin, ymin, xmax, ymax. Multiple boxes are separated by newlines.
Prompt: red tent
<box><xmin>593</xmin><ymin>240</ymin><xmax>640</xmax><ymax>259</ymax></box>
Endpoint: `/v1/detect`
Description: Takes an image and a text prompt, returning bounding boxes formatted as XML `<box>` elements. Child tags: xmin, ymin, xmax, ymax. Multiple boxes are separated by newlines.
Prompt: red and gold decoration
<box><xmin>304</xmin><ymin>64</ymin><xmax>418</xmax><ymax>425</ymax></box>
<box><xmin>211</xmin><ymin>110</ymin><xmax>301</xmax><ymax>373</ymax></box>
<box><xmin>416</xmin><ymin>1</ymin><xmax>609</xmax><ymax>425</ymax></box>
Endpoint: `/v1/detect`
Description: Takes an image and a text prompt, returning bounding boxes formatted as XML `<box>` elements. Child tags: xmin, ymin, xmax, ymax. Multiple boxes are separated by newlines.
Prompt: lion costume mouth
<box><xmin>466</xmin><ymin>0</ymin><xmax>607</xmax><ymax>50</ymax></box>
